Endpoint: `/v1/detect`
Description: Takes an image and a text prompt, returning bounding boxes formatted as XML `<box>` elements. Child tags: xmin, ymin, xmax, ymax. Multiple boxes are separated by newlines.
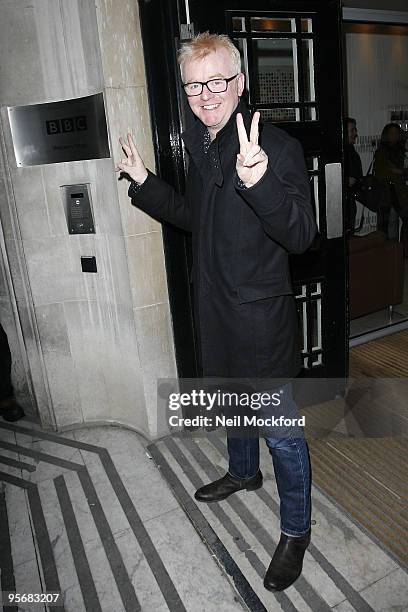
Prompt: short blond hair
<box><xmin>178</xmin><ymin>32</ymin><xmax>241</xmax><ymax>81</ymax></box>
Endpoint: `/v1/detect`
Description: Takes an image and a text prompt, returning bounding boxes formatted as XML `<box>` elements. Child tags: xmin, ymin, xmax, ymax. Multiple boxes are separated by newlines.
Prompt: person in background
<box><xmin>0</xmin><ymin>322</ymin><xmax>25</xmax><ymax>421</ymax></box>
<box><xmin>374</xmin><ymin>123</ymin><xmax>408</xmax><ymax>240</ymax></box>
<box><xmin>344</xmin><ymin>117</ymin><xmax>363</xmax><ymax>234</ymax></box>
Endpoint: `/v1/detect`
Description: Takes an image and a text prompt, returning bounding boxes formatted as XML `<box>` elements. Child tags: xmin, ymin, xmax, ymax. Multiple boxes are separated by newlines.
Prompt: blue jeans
<box><xmin>226</xmin><ymin>384</ymin><xmax>311</xmax><ymax>537</ymax></box>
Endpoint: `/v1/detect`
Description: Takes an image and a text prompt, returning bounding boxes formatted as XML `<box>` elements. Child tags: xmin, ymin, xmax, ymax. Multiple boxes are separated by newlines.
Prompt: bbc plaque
<box><xmin>8</xmin><ymin>93</ymin><xmax>110</xmax><ymax>167</ymax></box>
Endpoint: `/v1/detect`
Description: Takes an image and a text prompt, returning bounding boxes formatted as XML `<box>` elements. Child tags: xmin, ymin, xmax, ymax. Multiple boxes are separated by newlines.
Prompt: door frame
<box><xmin>138</xmin><ymin>0</ymin><xmax>199</xmax><ymax>378</ymax></box>
<box><xmin>342</xmin><ymin>7</ymin><xmax>408</xmax><ymax>345</ymax></box>
<box><xmin>139</xmin><ymin>0</ymin><xmax>348</xmax><ymax>382</ymax></box>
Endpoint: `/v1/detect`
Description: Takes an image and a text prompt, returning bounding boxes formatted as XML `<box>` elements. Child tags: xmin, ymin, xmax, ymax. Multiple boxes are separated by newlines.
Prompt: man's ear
<box><xmin>237</xmin><ymin>73</ymin><xmax>245</xmax><ymax>98</ymax></box>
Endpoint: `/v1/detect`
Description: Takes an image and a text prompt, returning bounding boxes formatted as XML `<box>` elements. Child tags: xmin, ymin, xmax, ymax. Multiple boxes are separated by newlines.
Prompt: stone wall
<box><xmin>0</xmin><ymin>0</ymin><xmax>176</xmax><ymax>436</ymax></box>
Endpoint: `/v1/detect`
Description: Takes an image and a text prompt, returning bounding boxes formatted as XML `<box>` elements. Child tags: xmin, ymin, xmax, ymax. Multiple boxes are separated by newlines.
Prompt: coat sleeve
<box><xmin>128</xmin><ymin>170</ymin><xmax>191</xmax><ymax>232</ymax></box>
<box><xmin>234</xmin><ymin>138</ymin><xmax>317</xmax><ymax>254</ymax></box>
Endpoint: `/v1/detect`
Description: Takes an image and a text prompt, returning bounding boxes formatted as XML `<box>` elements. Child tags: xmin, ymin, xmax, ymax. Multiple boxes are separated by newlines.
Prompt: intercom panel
<box><xmin>61</xmin><ymin>184</ymin><xmax>95</xmax><ymax>234</ymax></box>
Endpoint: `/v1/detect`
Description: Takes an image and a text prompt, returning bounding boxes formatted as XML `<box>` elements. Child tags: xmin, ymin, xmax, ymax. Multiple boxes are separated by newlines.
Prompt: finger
<box><xmin>243</xmin><ymin>145</ymin><xmax>262</xmax><ymax>165</ymax></box>
<box><xmin>127</xmin><ymin>133</ymin><xmax>140</xmax><ymax>159</ymax></box>
<box><xmin>115</xmin><ymin>154</ymin><xmax>131</xmax><ymax>169</ymax></box>
<box><xmin>236</xmin><ymin>113</ymin><xmax>249</xmax><ymax>152</ymax></box>
<box><xmin>249</xmin><ymin>112</ymin><xmax>260</xmax><ymax>145</ymax></box>
<box><xmin>243</xmin><ymin>152</ymin><xmax>267</xmax><ymax>168</ymax></box>
<box><xmin>243</xmin><ymin>148</ymin><xmax>267</xmax><ymax>166</ymax></box>
<box><xmin>119</xmin><ymin>137</ymin><xmax>132</xmax><ymax>158</ymax></box>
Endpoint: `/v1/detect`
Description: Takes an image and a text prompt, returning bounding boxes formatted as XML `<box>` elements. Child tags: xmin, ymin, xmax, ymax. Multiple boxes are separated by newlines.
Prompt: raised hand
<box><xmin>236</xmin><ymin>112</ymin><xmax>268</xmax><ymax>188</ymax></box>
<box><xmin>115</xmin><ymin>134</ymin><xmax>148</xmax><ymax>185</ymax></box>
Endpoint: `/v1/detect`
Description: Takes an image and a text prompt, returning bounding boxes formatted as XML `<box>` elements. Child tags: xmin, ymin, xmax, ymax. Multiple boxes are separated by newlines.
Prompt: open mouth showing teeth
<box><xmin>203</xmin><ymin>104</ymin><xmax>220</xmax><ymax>110</ymax></box>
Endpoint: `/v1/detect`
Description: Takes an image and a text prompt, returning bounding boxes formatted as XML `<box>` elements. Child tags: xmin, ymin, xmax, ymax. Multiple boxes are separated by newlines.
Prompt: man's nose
<box><xmin>200</xmin><ymin>84</ymin><xmax>213</xmax><ymax>99</ymax></box>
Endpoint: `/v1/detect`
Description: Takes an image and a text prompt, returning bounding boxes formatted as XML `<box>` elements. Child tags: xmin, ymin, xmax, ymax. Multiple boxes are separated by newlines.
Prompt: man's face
<box><xmin>182</xmin><ymin>49</ymin><xmax>244</xmax><ymax>138</ymax></box>
<box><xmin>348</xmin><ymin>122</ymin><xmax>358</xmax><ymax>145</ymax></box>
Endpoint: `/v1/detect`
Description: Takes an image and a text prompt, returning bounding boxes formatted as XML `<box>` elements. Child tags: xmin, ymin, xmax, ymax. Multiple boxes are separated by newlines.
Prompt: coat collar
<box><xmin>181</xmin><ymin>99</ymin><xmax>252</xmax><ymax>187</ymax></box>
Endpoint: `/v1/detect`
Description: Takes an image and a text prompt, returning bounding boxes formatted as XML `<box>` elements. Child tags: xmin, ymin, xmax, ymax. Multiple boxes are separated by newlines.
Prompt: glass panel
<box><xmin>312</xmin><ymin>175</ymin><xmax>319</xmax><ymax>230</ymax></box>
<box><xmin>301</xmin><ymin>18</ymin><xmax>313</xmax><ymax>33</ymax></box>
<box><xmin>305</xmin><ymin>156</ymin><xmax>315</xmax><ymax>171</ymax></box>
<box><xmin>232</xmin><ymin>17</ymin><xmax>245</xmax><ymax>32</ymax></box>
<box><xmin>311</xmin><ymin>353</ymin><xmax>322</xmax><ymax>367</ymax></box>
<box><xmin>253</xmin><ymin>38</ymin><xmax>298</xmax><ymax>104</ymax></box>
<box><xmin>311</xmin><ymin>305</ymin><xmax>318</xmax><ymax>348</ymax></box>
<box><xmin>233</xmin><ymin>38</ymin><xmax>248</xmax><ymax>84</ymax></box>
<box><xmin>306</xmin><ymin>157</ymin><xmax>319</xmax><ymax>227</ymax></box>
<box><xmin>304</xmin><ymin>106</ymin><xmax>318</xmax><ymax>121</ymax></box>
<box><xmin>259</xmin><ymin>108</ymin><xmax>298</xmax><ymax>122</ymax></box>
<box><xmin>295</xmin><ymin>297</ymin><xmax>308</xmax><ymax>355</ymax></box>
<box><xmin>310</xmin><ymin>298</ymin><xmax>322</xmax><ymax>350</ymax></box>
<box><xmin>301</xmin><ymin>39</ymin><xmax>315</xmax><ymax>101</ymax></box>
<box><xmin>313</xmin><ymin>281</ymin><xmax>322</xmax><ymax>296</ymax></box>
<box><xmin>302</xmin><ymin>301</ymin><xmax>308</xmax><ymax>354</ymax></box>
<box><xmin>295</xmin><ymin>284</ymin><xmax>307</xmax><ymax>299</ymax></box>
<box><xmin>251</xmin><ymin>17</ymin><xmax>295</xmax><ymax>33</ymax></box>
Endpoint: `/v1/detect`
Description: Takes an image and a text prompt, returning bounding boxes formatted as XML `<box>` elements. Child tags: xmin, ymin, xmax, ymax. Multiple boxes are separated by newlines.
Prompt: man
<box><xmin>116</xmin><ymin>32</ymin><xmax>317</xmax><ymax>591</ymax></box>
<box><xmin>345</xmin><ymin>117</ymin><xmax>363</xmax><ymax>233</ymax></box>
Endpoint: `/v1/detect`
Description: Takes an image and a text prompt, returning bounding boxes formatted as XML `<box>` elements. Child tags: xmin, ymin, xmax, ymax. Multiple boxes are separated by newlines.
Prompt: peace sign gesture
<box><xmin>115</xmin><ymin>134</ymin><xmax>148</xmax><ymax>185</ymax></box>
<box><xmin>236</xmin><ymin>112</ymin><xmax>268</xmax><ymax>188</ymax></box>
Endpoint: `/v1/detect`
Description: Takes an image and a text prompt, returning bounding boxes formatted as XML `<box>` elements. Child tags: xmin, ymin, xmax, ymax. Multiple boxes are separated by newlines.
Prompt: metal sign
<box><xmin>8</xmin><ymin>93</ymin><xmax>110</xmax><ymax>167</ymax></box>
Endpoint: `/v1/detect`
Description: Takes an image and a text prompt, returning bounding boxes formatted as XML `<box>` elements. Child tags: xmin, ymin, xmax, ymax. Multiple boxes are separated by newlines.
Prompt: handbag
<box><xmin>353</xmin><ymin>159</ymin><xmax>393</xmax><ymax>212</ymax></box>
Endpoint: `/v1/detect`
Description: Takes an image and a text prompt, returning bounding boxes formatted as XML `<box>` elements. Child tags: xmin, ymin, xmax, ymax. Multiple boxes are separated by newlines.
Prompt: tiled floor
<box><xmin>0</xmin><ymin>421</ymin><xmax>407</xmax><ymax>612</ymax></box>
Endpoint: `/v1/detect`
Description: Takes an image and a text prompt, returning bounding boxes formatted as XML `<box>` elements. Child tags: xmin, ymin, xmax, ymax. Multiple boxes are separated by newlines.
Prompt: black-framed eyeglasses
<box><xmin>183</xmin><ymin>74</ymin><xmax>238</xmax><ymax>97</ymax></box>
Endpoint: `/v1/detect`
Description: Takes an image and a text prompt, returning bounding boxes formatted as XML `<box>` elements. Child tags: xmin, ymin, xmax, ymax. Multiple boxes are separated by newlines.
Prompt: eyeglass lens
<box><xmin>185</xmin><ymin>79</ymin><xmax>228</xmax><ymax>95</ymax></box>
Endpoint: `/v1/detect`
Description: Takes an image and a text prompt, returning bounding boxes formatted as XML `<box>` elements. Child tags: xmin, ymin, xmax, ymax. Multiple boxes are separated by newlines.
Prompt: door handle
<box><xmin>325</xmin><ymin>162</ymin><xmax>343</xmax><ymax>239</ymax></box>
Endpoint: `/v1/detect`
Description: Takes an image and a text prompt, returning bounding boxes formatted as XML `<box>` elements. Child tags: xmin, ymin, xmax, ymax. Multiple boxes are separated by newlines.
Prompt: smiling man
<box><xmin>181</xmin><ymin>45</ymin><xmax>244</xmax><ymax>138</ymax></box>
<box><xmin>116</xmin><ymin>32</ymin><xmax>317</xmax><ymax>592</ymax></box>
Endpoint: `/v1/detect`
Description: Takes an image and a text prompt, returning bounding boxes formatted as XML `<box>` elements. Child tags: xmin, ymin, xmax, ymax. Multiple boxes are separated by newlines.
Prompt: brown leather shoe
<box><xmin>194</xmin><ymin>471</ymin><xmax>263</xmax><ymax>503</ymax></box>
<box><xmin>0</xmin><ymin>397</ymin><xmax>25</xmax><ymax>422</ymax></box>
<box><xmin>264</xmin><ymin>530</ymin><xmax>311</xmax><ymax>591</ymax></box>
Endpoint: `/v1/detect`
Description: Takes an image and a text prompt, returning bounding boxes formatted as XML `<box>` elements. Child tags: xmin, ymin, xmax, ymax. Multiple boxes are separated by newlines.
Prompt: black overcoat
<box><xmin>129</xmin><ymin>101</ymin><xmax>317</xmax><ymax>380</ymax></box>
